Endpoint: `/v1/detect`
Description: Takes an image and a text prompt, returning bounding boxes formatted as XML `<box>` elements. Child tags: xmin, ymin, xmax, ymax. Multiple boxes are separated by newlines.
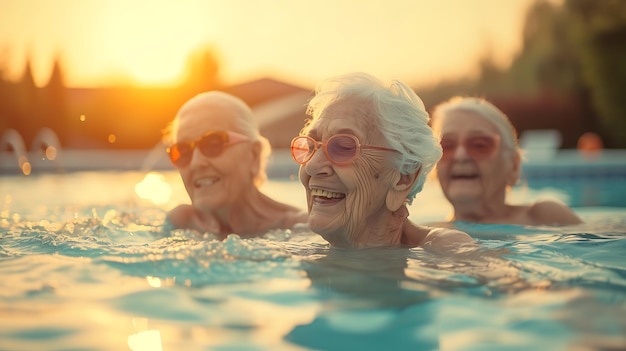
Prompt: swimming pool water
<box><xmin>1</xmin><ymin>171</ymin><xmax>625</xmax><ymax>350</ymax></box>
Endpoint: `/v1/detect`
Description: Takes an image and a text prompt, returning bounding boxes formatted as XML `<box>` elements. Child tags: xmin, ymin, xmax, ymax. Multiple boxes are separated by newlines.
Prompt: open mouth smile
<box><xmin>194</xmin><ymin>176</ymin><xmax>219</xmax><ymax>188</ymax></box>
<box><xmin>310</xmin><ymin>188</ymin><xmax>345</xmax><ymax>205</ymax></box>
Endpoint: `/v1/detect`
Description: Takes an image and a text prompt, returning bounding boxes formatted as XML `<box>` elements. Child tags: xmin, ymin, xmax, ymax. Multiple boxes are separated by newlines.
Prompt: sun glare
<box><xmin>1</xmin><ymin>0</ymin><xmax>542</xmax><ymax>88</ymax></box>
<box><xmin>127</xmin><ymin>329</ymin><xmax>163</xmax><ymax>351</ymax></box>
<box><xmin>134</xmin><ymin>172</ymin><xmax>172</xmax><ymax>205</ymax></box>
<box><xmin>2</xmin><ymin>0</ymin><xmax>213</xmax><ymax>87</ymax></box>
<box><xmin>81</xmin><ymin>1</ymin><xmax>213</xmax><ymax>87</ymax></box>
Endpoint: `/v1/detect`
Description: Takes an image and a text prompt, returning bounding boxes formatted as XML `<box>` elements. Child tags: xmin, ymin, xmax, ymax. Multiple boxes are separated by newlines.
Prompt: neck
<box><xmin>349</xmin><ymin>206</ymin><xmax>409</xmax><ymax>248</ymax></box>
<box><xmin>209</xmin><ymin>189</ymin><xmax>294</xmax><ymax>237</ymax></box>
<box><xmin>452</xmin><ymin>197</ymin><xmax>511</xmax><ymax>223</ymax></box>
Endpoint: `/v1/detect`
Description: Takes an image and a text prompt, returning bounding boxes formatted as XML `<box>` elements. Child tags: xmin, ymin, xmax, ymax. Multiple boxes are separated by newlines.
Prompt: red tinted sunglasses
<box><xmin>167</xmin><ymin>130</ymin><xmax>248</xmax><ymax>168</ymax></box>
<box><xmin>440</xmin><ymin>134</ymin><xmax>500</xmax><ymax>160</ymax></box>
<box><xmin>291</xmin><ymin>134</ymin><xmax>397</xmax><ymax>166</ymax></box>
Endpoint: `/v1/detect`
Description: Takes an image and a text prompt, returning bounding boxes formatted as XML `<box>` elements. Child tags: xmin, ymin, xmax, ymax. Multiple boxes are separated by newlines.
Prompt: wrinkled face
<box><xmin>175</xmin><ymin>102</ymin><xmax>256</xmax><ymax>213</ymax></box>
<box><xmin>298</xmin><ymin>98</ymin><xmax>399</xmax><ymax>247</ymax></box>
<box><xmin>436</xmin><ymin>110</ymin><xmax>516</xmax><ymax>206</ymax></box>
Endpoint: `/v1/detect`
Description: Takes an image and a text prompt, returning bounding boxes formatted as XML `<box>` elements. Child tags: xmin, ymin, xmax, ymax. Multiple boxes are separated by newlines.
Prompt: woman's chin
<box><xmin>308</xmin><ymin>215</ymin><xmax>342</xmax><ymax>236</ymax></box>
<box><xmin>446</xmin><ymin>191</ymin><xmax>482</xmax><ymax>204</ymax></box>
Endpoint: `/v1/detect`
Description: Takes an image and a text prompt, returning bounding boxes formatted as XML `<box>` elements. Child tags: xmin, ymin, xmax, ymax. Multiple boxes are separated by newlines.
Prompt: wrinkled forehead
<box><xmin>439</xmin><ymin>109</ymin><xmax>500</xmax><ymax>136</ymax></box>
<box><xmin>177</xmin><ymin>97</ymin><xmax>241</xmax><ymax>136</ymax></box>
<box><xmin>309</xmin><ymin>97</ymin><xmax>381</xmax><ymax>139</ymax></box>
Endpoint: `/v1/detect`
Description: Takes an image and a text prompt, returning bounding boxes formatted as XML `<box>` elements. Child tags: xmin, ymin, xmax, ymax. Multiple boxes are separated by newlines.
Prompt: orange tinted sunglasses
<box><xmin>167</xmin><ymin>130</ymin><xmax>248</xmax><ymax>168</ymax></box>
<box><xmin>440</xmin><ymin>134</ymin><xmax>500</xmax><ymax>160</ymax></box>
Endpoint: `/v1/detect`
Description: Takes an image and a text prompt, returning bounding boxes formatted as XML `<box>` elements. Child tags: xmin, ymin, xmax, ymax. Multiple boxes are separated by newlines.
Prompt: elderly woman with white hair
<box><xmin>163</xmin><ymin>91</ymin><xmax>307</xmax><ymax>237</ymax></box>
<box><xmin>431</xmin><ymin>96</ymin><xmax>582</xmax><ymax>225</ymax></box>
<box><xmin>291</xmin><ymin>72</ymin><xmax>473</xmax><ymax>249</ymax></box>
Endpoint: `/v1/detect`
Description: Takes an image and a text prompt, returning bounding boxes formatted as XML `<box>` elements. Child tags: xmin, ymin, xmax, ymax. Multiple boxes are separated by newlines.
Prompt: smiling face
<box><xmin>298</xmin><ymin>97</ymin><xmax>400</xmax><ymax>247</ymax></box>
<box><xmin>175</xmin><ymin>96</ymin><xmax>258</xmax><ymax>214</ymax></box>
<box><xmin>436</xmin><ymin>109</ymin><xmax>518</xmax><ymax>208</ymax></box>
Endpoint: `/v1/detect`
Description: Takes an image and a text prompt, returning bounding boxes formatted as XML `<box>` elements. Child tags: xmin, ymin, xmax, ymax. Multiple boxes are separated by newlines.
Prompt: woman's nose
<box><xmin>452</xmin><ymin>143</ymin><xmax>470</xmax><ymax>160</ymax></box>
<box><xmin>188</xmin><ymin>147</ymin><xmax>206</xmax><ymax>167</ymax></box>
<box><xmin>305</xmin><ymin>148</ymin><xmax>333</xmax><ymax>176</ymax></box>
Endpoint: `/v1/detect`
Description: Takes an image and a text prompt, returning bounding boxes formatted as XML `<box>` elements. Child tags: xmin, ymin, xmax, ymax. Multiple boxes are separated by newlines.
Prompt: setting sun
<box><xmin>79</xmin><ymin>1</ymin><xmax>211</xmax><ymax>87</ymax></box>
<box><xmin>0</xmin><ymin>0</ymin><xmax>557</xmax><ymax>88</ymax></box>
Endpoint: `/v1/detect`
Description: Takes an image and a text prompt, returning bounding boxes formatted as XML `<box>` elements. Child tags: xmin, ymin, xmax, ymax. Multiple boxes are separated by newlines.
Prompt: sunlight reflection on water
<box><xmin>134</xmin><ymin>172</ymin><xmax>172</xmax><ymax>205</ymax></box>
<box><xmin>1</xmin><ymin>171</ymin><xmax>626</xmax><ymax>350</ymax></box>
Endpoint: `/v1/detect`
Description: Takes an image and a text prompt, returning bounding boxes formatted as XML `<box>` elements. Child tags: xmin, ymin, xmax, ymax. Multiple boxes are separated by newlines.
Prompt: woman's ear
<box><xmin>507</xmin><ymin>152</ymin><xmax>521</xmax><ymax>187</ymax></box>
<box><xmin>386</xmin><ymin>167</ymin><xmax>420</xmax><ymax>211</ymax></box>
<box><xmin>250</xmin><ymin>140</ymin><xmax>262</xmax><ymax>178</ymax></box>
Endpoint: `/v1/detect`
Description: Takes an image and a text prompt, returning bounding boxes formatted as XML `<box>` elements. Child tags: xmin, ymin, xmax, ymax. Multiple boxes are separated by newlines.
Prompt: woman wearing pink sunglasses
<box><xmin>292</xmin><ymin>72</ymin><xmax>474</xmax><ymax>250</ymax></box>
<box><xmin>163</xmin><ymin>91</ymin><xmax>307</xmax><ymax>237</ymax></box>
<box><xmin>431</xmin><ymin>97</ymin><xmax>582</xmax><ymax>226</ymax></box>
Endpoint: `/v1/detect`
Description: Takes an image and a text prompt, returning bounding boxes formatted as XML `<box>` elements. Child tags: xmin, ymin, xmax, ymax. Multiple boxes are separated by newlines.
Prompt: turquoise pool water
<box><xmin>1</xmin><ymin>171</ymin><xmax>625</xmax><ymax>350</ymax></box>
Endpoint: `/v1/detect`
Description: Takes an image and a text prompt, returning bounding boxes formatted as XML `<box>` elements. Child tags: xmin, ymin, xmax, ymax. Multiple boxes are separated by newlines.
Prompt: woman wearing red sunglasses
<box><xmin>292</xmin><ymin>72</ymin><xmax>474</xmax><ymax>250</ymax></box>
<box><xmin>163</xmin><ymin>91</ymin><xmax>307</xmax><ymax>237</ymax></box>
<box><xmin>431</xmin><ymin>97</ymin><xmax>582</xmax><ymax>226</ymax></box>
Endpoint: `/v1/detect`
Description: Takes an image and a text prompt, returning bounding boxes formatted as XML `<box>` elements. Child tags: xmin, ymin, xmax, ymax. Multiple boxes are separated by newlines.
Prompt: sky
<box><xmin>0</xmin><ymin>0</ymin><xmax>557</xmax><ymax>89</ymax></box>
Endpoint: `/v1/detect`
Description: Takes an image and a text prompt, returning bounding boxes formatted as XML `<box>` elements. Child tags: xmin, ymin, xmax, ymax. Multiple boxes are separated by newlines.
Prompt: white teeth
<box><xmin>195</xmin><ymin>177</ymin><xmax>218</xmax><ymax>187</ymax></box>
<box><xmin>310</xmin><ymin>188</ymin><xmax>345</xmax><ymax>199</ymax></box>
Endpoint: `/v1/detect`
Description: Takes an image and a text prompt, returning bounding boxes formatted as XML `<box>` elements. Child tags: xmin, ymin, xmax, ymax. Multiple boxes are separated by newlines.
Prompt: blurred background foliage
<box><xmin>419</xmin><ymin>0</ymin><xmax>626</xmax><ymax>148</ymax></box>
<box><xmin>1</xmin><ymin>0</ymin><xmax>625</xmax><ymax>150</ymax></box>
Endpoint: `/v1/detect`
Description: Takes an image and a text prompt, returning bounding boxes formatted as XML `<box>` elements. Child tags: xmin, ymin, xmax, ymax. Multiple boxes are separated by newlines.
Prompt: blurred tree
<box><xmin>419</xmin><ymin>0</ymin><xmax>615</xmax><ymax>148</ymax></box>
<box><xmin>508</xmin><ymin>0</ymin><xmax>583</xmax><ymax>94</ymax></box>
<box><xmin>566</xmin><ymin>0</ymin><xmax>626</xmax><ymax>147</ymax></box>
<box><xmin>44</xmin><ymin>56</ymin><xmax>68</xmax><ymax>147</ymax></box>
<box><xmin>182</xmin><ymin>46</ymin><xmax>222</xmax><ymax>97</ymax></box>
<box><xmin>15</xmin><ymin>59</ymin><xmax>43</xmax><ymax>147</ymax></box>
<box><xmin>0</xmin><ymin>49</ymin><xmax>13</xmax><ymax>133</ymax></box>
<box><xmin>420</xmin><ymin>0</ymin><xmax>584</xmax><ymax>99</ymax></box>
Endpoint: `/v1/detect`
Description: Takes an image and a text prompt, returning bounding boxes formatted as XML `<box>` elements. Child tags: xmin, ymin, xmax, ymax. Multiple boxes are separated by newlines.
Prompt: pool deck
<box><xmin>1</xmin><ymin>148</ymin><xmax>625</xmax><ymax>179</ymax></box>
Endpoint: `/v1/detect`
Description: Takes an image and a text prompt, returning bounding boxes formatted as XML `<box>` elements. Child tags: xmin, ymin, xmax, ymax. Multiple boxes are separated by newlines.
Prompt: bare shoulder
<box><xmin>423</xmin><ymin>227</ymin><xmax>475</xmax><ymax>250</ymax></box>
<box><xmin>283</xmin><ymin>208</ymin><xmax>309</xmax><ymax>228</ymax></box>
<box><xmin>528</xmin><ymin>200</ymin><xmax>583</xmax><ymax>225</ymax></box>
<box><xmin>422</xmin><ymin>220</ymin><xmax>455</xmax><ymax>228</ymax></box>
<box><xmin>167</xmin><ymin>205</ymin><xmax>222</xmax><ymax>234</ymax></box>
<box><xmin>403</xmin><ymin>220</ymin><xmax>474</xmax><ymax>250</ymax></box>
<box><xmin>166</xmin><ymin>204</ymin><xmax>196</xmax><ymax>229</ymax></box>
